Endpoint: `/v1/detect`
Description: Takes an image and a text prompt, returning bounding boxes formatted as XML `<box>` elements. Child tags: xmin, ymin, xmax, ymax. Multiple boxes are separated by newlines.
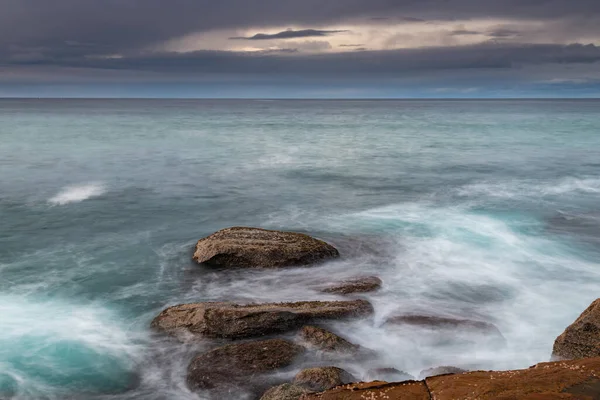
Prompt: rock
<box><xmin>426</xmin><ymin>357</ymin><xmax>600</xmax><ymax>400</ymax></box>
<box><xmin>385</xmin><ymin>315</ymin><xmax>502</xmax><ymax>336</ymax></box>
<box><xmin>152</xmin><ymin>300</ymin><xmax>373</xmax><ymax>339</ymax></box>
<box><xmin>320</xmin><ymin>276</ymin><xmax>382</xmax><ymax>295</ymax></box>
<box><xmin>300</xmin><ymin>326</ymin><xmax>361</xmax><ymax>354</ymax></box>
<box><xmin>187</xmin><ymin>339</ymin><xmax>304</xmax><ymax>391</ymax></box>
<box><xmin>302</xmin><ymin>358</ymin><xmax>600</xmax><ymax>400</ymax></box>
<box><xmin>419</xmin><ymin>366</ymin><xmax>466</xmax><ymax>379</ymax></box>
<box><xmin>553</xmin><ymin>298</ymin><xmax>600</xmax><ymax>360</ymax></box>
<box><xmin>260</xmin><ymin>383</ymin><xmax>309</xmax><ymax>400</ymax></box>
<box><xmin>365</xmin><ymin>367</ymin><xmax>414</xmax><ymax>382</ymax></box>
<box><xmin>193</xmin><ymin>227</ymin><xmax>339</xmax><ymax>268</ymax></box>
<box><xmin>300</xmin><ymin>381</ymin><xmax>430</xmax><ymax>400</ymax></box>
<box><xmin>293</xmin><ymin>367</ymin><xmax>356</xmax><ymax>393</ymax></box>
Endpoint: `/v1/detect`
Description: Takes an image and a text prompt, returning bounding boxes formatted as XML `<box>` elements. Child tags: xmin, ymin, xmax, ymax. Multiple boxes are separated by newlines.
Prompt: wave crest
<box><xmin>48</xmin><ymin>183</ymin><xmax>106</xmax><ymax>205</ymax></box>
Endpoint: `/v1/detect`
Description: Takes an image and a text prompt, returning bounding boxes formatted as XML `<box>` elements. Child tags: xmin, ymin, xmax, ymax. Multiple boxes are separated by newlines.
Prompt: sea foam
<box><xmin>48</xmin><ymin>183</ymin><xmax>106</xmax><ymax>205</ymax></box>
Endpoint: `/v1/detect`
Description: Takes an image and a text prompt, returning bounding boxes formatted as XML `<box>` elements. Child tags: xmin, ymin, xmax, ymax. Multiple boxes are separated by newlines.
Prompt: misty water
<box><xmin>1</xmin><ymin>99</ymin><xmax>600</xmax><ymax>399</ymax></box>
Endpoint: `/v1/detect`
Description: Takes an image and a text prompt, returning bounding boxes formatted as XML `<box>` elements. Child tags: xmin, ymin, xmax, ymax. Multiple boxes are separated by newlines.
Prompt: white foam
<box><xmin>457</xmin><ymin>177</ymin><xmax>600</xmax><ymax>199</ymax></box>
<box><xmin>48</xmin><ymin>183</ymin><xmax>106</xmax><ymax>205</ymax></box>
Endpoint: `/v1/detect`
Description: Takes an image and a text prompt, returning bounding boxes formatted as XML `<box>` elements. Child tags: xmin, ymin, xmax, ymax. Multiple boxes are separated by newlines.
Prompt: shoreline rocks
<box><xmin>365</xmin><ymin>368</ymin><xmax>414</xmax><ymax>382</ymax></box>
<box><xmin>187</xmin><ymin>338</ymin><xmax>304</xmax><ymax>391</ymax></box>
<box><xmin>419</xmin><ymin>366</ymin><xmax>466</xmax><ymax>379</ymax></box>
<box><xmin>320</xmin><ymin>276</ymin><xmax>382</xmax><ymax>295</ymax></box>
<box><xmin>385</xmin><ymin>315</ymin><xmax>502</xmax><ymax>336</ymax></box>
<box><xmin>553</xmin><ymin>298</ymin><xmax>600</xmax><ymax>360</ymax></box>
<box><xmin>293</xmin><ymin>367</ymin><xmax>356</xmax><ymax>393</ymax></box>
<box><xmin>152</xmin><ymin>300</ymin><xmax>374</xmax><ymax>339</ymax></box>
<box><xmin>193</xmin><ymin>227</ymin><xmax>339</xmax><ymax>268</ymax></box>
<box><xmin>300</xmin><ymin>326</ymin><xmax>361</xmax><ymax>354</ymax></box>
<box><xmin>260</xmin><ymin>384</ymin><xmax>309</xmax><ymax>400</ymax></box>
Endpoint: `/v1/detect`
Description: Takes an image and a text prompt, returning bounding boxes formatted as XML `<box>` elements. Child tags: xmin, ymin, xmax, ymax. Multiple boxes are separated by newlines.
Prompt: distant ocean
<box><xmin>1</xmin><ymin>99</ymin><xmax>600</xmax><ymax>399</ymax></box>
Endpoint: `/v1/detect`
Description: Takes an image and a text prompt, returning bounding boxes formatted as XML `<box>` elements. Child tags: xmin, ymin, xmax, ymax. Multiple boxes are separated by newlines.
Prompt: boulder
<box><xmin>302</xmin><ymin>358</ymin><xmax>600</xmax><ymax>400</ymax></box>
<box><xmin>419</xmin><ymin>366</ymin><xmax>466</xmax><ymax>379</ymax></box>
<box><xmin>365</xmin><ymin>367</ymin><xmax>414</xmax><ymax>382</ymax></box>
<box><xmin>300</xmin><ymin>326</ymin><xmax>361</xmax><ymax>354</ymax></box>
<box><xmin>187</xmin><ymin>339</ymin><xmax>304</xmax><ymax>391</ymax></box>
<box><xmin>193</xmin><ymin>227</ymin><xmax>339</xmax><ymax>268</ymax></box>
<box><xmin>293</xmin><ymin>367</ymin><xmax>356</xmax><ymax>393</ymax></box>
<box><xmin>385</xmin><ymin>315</ymin><xmax>502</xmax><ymax>336</ymax></box>
<box><xmin>152</xmin><ymin>300</ymin><xmax>373</xmax><ymax>339</ymax></box>
<box><xmin>320</xmin><ymin>276</ymin><xmax>382</xmax><ymax>295</ymax></box>
<box><xmin>300</xmin><ymin>381</ymin><xmax>430</xmax><ymax>400</ymax></box>
<box><xmin>553</xmin><ymin>298</ymin><xmax>600</xmax><ymax>360</ymax></box>
<box><xmin>260</xmin><ymin>383</ymin><xmax>309</xmax><ymax>400</ymax></box>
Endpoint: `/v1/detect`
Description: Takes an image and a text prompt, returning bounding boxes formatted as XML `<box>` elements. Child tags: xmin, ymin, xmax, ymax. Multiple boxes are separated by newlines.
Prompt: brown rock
<box><xmin>386</xmin><ymin>315</ymin><xmax>502</xmax><ymax>336</ymax></box>
<box><xmin>193</xmin><ymin>227</ymin><xmax>339</xmax><ymax>268</ymax></box>
<box><xmin>321</xmin><ymin>276</ymin><xmax>382</xmax><ymax>295</ymax></box>
<box><xmin>293</xmin><ymin>367</ymin><xmax>356</xmax><ymax>392</ymax></box>
<box><xmin>152</xmin><ymin>300</ymin><xmax>373</xmax><ymax>339</ymax></box>
<box><xmin>300</xmin><ymin>381</ymin><xmax>430</xmax><ymax>400</ymax></box>
<box><xmin>553</xmin><ymin>298</ymin><xmax>600</xmax><ymax>360</ymax></box>
<box><xmin>365</xmin><ymin>367</ymin><xmax>414</xmax><ymax>382</ymax></box>
<box><xmin>300</xmin><ymin>326</ymin><xmax>361</xmax><ymax>354</ymax></box>
<box><xmin>187</xmin><ymin>339</ymin><xmax>304</xmax><ymax>391</ymax></box>
<box><xmin>419</xmin><ymin>366</ymin><xmax>466</xmax><ymax>379</ymax></box>
<box><xmin>260</xmin><ymin>383</ymin><xmax>309</xmax><ymax>400</ymax></box>
<box><xmin>426</xmin><ymin>357</ymin><xmax>600</xmax><ymax>400</ymax></box>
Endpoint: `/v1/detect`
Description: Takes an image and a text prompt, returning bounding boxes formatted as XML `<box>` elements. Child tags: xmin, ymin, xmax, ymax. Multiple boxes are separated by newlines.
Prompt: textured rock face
<box><xmin>293</xmin><ymin>367</ymin><xmax>356</xmax><ymax>393</ymax></box>
<box><xmin>553</xmin><ymin>298</ymin><xmax>600</xmax><ymax>360</ymax></box>
<box><xmin>260</xmin><ymin>383</ymin><xmax>309</xmax><ymax>400</ymax></box>
<box><xmin>321</xmin><ymin>276</ymin><xmax>382</xmax><ymax>295</ymax></box>
<box><xmin>193</xmin><ymin>227</ymin><xmax>340</xmax><ymax>268</ymax></box>
<box><xmin>300</xmin><ymin>326</ymin><xmax>361</xmax><ymax>354</ymax></box>
<box><xmin>302</xmin><ymin>358</ymin><xmax>600</xmax><ymax>400</ymax></box>
<box><xmin>365</xmin><ymin>367</ymin><xmax>415</xmax><ymax>382</ymax></box>
<box><xmin>187</xmin><ymin>339</ymin><xmax>304</xmax><ymax>390</ymax></box>
<box><xmin>385</xmin><ymin>315</ymin><xmax>502</xmax><ymax>336</ymax></box>
<box><xmin>419</xmin><ymin>366</ymin><xmax>466</xmax><ymax>379</ymax></box>
<box><xmin>152</xmin><ymin>300</ymin><xmax>373</xmax><ymax>339</ymax></box>
<box><xmin>300</xmin><ymin>381</ymin><xmax>430</xmax><ymax>400</ymax></box>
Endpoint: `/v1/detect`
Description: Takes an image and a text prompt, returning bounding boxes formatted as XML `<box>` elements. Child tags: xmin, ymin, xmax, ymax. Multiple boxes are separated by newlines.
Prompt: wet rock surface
<box><xmin>419</xmin><ymin>366</ymin><xmax>466</xmax><ymax>379</ymax></box>
<box><xmin>553</xmin><ymin>298</ymin><xmax>600</xmax><ymax>360</ymax></box>
<box><xmin>365</xmin><ymin>367</ymin><xmax>415</xmax><ymax>382</ymax></box>
<box><xmin>300</xmin><ymin>381</ymin><xmax>430</xmax><ymax>400</ymax></box>
<box><xmin>260</xmin><ymin>383</ymin><xmax>309</xmax><ymax>400</ymax></box>
<box><xmin>187</xmin><ymin>338</ymin><xmax>304</xmax><ymax>391</ymax></box>
<box><xmin>152</xmin><ymin>299</ymin><xmax>373</xmax><ymax>339</ymax></box>
<box><xmin>193</xmin><ymin>227</ymin><xmax>340</xmax><ymax>268</ymax></box>
<box><xmin>320</xmin><ymin>276</ymin><xmax>382</xmax><ymax>295</ymax></box>
<box><xmin>300</xmin><ymin>326</ymin><xmax>361</xmax><ymax>354</ymax></box>
<box><xmin>385</xmin><ymin>315</ymin><xmax>502</xmax><ymax>336</ymax></box>
<box><xmin>293</xmin><ymin>367</ymin><xmax>356</xmax><ymax>393</ymax></box>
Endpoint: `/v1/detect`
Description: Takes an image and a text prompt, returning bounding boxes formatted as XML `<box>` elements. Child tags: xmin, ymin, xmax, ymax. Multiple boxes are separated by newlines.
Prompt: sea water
<box><xmin>1</xmin><ymin>99</ymin><xmax>600</xmax><ymax>399</ymax></box>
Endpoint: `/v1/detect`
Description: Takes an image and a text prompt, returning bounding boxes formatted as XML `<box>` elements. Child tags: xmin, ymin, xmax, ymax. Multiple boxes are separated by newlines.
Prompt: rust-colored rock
<box><xmin>187</xmin><ymin>338</ymin><xmax>304</xmax><ymax>391</ymax></box>
<box><xmin>386</xmin><ymin>315</ymin><xmax>502</xmax><ymax>336</ymax></box>
<box><xmin>260</xmin><ymin>383</ymin><xmax>309</xmax><ymax>400</ymax></box>
<box><xmin>300</xmin><ymin>326</ymin><xmax>361</xmax><ymax>354</ymax></box>
<box><xmin>321</xmin><ymin>276</ymin><xmax>382</xmax><ymax>295</ymax></box>
<box><xmin>193</xmin><ymin>227</ymin><xmax>339</xmax><ymax>268</ymax></box>
<box><xmin>426</xmin><ymin>357</ymin><xmax>600</xmax><ymax>400</ymax></box>
<box><xmin>294</xmin><ymin>367</ymin><xmax>356</xmax><ymax>393</ymax></box>
<box><xmin>553</xmin><ymin>298</ymin><xmax>600</xmax><ymax>360</ymax></box>
<box><xmin>151</xmin><ymin>300</ymin><xmax>373</xmax><ymax>339</ymax></box>
<box><xmin>419</xmin><ymin>366</ymin><xmax>466</xmax><ymax>379</ymax></box>
<box><xmin>300</xmin><ymin>381</ymin><xmax>430</xmax><ymax>400</ymax></box>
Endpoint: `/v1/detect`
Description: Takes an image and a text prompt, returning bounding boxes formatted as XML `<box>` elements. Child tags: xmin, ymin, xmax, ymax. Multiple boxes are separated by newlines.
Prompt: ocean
<box><xmin>1</xmin><ymin>99</ymin><xmax>600</xmax><ymax>399</ymax></box>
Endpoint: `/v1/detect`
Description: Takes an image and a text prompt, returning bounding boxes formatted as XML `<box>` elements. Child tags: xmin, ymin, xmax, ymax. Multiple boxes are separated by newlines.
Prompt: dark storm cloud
<box><xmin>451</xmin><ymin>29</ymin><xmax>482</xmax><ymax>36</ymax></box>
<box><xmin>230</xmin><ymin>29</ymin><xmax>347</xmax><ymax>40</ymax></box>
<box><xmin>487</xmin><ymin>28</ymin><xmax>522</xmax><ymax>38</ymax></box>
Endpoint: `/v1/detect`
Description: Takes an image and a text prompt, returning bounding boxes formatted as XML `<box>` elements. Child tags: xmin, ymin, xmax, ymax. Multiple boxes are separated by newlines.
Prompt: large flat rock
<box><xmin>151</xmin><ymin>300</ymin><xmax>374</xmax><ymax>339</ymax></box>
<box><xmin>553</xmin><ymin>298</ymin><xmax>600</xmax><ymax>360</ymax></box>
<box><xmin>300</xmin><ymin>381</ymin><xmax>430</xmax><ymax>400</ymax></box>
<box><xmin>193</xmin><ymin>227</ymin><xmax>340</xmax><ymax>268</ymax></box>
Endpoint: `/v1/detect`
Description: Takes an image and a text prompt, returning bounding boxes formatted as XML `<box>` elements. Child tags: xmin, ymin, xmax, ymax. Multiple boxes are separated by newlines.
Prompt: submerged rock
<box><xmin>553</xmin><ymin>298</ymin><xmax>600</xmax><ymax>360</ymax></box>
<box><xmin>419</xmin><ymin>366</ymin><xmax>466</xmax><ymax>379</ymax></box>
<box><xmin>260</xmin><ymin>383</ymin><xmax>309</xmax><ymax>400</ymax></box>
<box><xmin>293</xmin><ymin>367</ymin><xmax>355</xmax><ymax>393</ymax></box>
<box><xmin>187</xmin><ymin>339</ymin><xmax>304</xmax><ymax>391</ymax></box>
<box><xmin>193</xmin><ymin>227</ymin><xmax>339</xmax><ymax>268</ymax></box>
<box><xmin>320</xmin><ymin>276</ymin><xmax>382</xmax><ymax>295</ymax></box>
<box><xmin>365</xmin><ymin>367</ymin><xmax>414</xmax><ymax>382</ymax></box>
<box><xmin>385</xmin><ymin>315</ymin><xmax>502</xmax><ymax>336</ymax></box>
<box><xmin>300</xmin><ymin>326</ymin><xmax>361</xmax><ymax>354</ymax></box>
<box><xmin>302</xmin><ymin>358</ymin><xmax>600</xmax><ymax>400</ymax></box>
<box><xmin>152</xmin><ymin>300</ymin><xmax>374</xmax><ymax>339</ymax></box>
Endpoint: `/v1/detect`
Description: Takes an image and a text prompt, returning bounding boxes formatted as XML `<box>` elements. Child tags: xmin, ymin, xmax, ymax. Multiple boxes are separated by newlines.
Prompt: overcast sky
<box><xmin>1</xmin><ymin>0</ymin><xmax>600</xmax><ymax>97</ymax></box>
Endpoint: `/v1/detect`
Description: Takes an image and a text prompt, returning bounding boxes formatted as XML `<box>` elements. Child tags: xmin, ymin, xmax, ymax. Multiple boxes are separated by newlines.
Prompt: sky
<box><xmin>1</xmin><ymin>0</ymin><xmax>600</xmax><ymax>98</ymax></box>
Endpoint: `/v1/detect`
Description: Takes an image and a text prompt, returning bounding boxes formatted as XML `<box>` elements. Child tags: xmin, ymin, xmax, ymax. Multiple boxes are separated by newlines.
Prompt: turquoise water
<box><xmin>1</xmin><ymin>99</ymin><xmax>600</xmax><ymax>399</ymax></box>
